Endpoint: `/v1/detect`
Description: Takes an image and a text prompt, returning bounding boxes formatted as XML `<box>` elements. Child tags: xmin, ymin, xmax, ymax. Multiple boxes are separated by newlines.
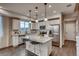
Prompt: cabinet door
<box><xmin>29</xmin><ymin>44</ymin><xmax>34</xmax><ymax>53</ymax></box>
<box><xmin>12</xmin><ymin>19</ymin><xmax>20</xmax><ymax>30</ymax></box>
<box><xmin>12</xmin><ymin>36</ymin><xmax>19</xmax><ymax>47</ymax></box>
<box><xmin>34</xmin><ymin>44</ymin><xmax>40</xmax><ymax>55</ymax></box>
<box><xmin>19</xmin><ymin>37</ymin><xmax>23</xmax><ymax>44</ymax></box>
<box><xmin>26</xmin><ymin>41</ymin><xmax>34</xmax><ymax>53</ymax></box>
<box><xmin>40</xmin><ymin>43</ymin><xmax>48</xmax><ymax>56</ymax></box>
<box><xmin>77</xmin><ymin>47</ymin><xmax>79</xmax><ymax>56</ymax></box>
<box><xmin>48</xmin><ymin>41</ymin><xmax>52</xmax><ymax>55</ymax></box>
<box><xmin>26</xmin><ymin>41</ymin><xmax>30</xmax><ymax>50</ymax></box>
<box><xmin>76</xmin><ymin>37</ymin><xmax>79</xmax><ymax>46</ymax></box>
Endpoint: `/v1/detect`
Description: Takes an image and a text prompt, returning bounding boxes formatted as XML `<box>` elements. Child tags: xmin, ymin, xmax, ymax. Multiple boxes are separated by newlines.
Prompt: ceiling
<box><xmin>0</xmin><ymin>3</ymin><xmax>76</xmax><ymax>19</ymax></box>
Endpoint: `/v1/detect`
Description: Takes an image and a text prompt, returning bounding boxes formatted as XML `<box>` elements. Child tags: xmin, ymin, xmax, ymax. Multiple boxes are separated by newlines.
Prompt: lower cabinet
<box><xmin>34</xmin><ymin>44</ymin><xmax>40</xmax><ymax>55</ymax></box>
<box><xmin>12</xmin><ymin>35</ymin><xmax>19</xmax><ymax>47</ymax></box>
<box><xmin>76</xmin><ymin>36</ymin><xmax>79</xmax><ymax>56</ymax></box>
<box><xmin>77</xmin><ymin>47</ymin><xmax>79</xmax><ymax>56</ymax></box>
<box><xmin>29</xmin><ymin>43</ymin><xmax>35</xmax><ymax>53</ymax></box>
<box><xmin>12</xmin><ymin>35</ymin><xmax>23</xmax><ymax>47</ymax></box>
<box><xmin>26</xmin><ymin>40</ymin><xmax>52</xmax><ymax>56</ymax></box>
<box><xmin>19</xmin><ymin>37</ymin><xmax>23</xmax><ymax>44</ymax></box>
<box><xmin>26</xmin><ymin>41</ymin><xmax>34</xmax><ymax>53</ymax></box>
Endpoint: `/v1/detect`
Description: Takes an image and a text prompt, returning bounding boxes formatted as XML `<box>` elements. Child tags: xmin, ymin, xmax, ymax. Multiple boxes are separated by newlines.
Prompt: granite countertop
<box><xmin>24</xmin><ymin>34</ymin><xmax>53</xmax><ymax>44</ymax></box>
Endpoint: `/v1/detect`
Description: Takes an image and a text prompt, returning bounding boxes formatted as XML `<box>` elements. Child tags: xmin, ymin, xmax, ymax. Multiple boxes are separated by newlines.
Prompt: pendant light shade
<box><xmin>44</xmin><ymin>18</ymin><xmax>48</xmax><ymax>21</ymax></box>
<box><xmin>44</xmin><ymin>3</ymin><xmax>48</xmax><ymax>21</ymax></box>
<box><xmin>35</xmin><ymin>6</ymin><xmax>38</xmax><ymax>23</ymax></box>
<box><xmin>35</xmin><ymin>20</ymin><xmax>38</xmax><ymax>23</ymax></box>
<box><xmin>29</xmin><ymin>10</ymin><xmax>31</xmax><ymax>23</ymax></box>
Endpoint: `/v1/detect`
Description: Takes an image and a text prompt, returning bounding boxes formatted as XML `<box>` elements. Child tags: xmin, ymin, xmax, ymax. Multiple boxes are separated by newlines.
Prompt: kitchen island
<box><xmin>24</xmin><ymin>34</ymin><xmax>53</xmax><ymax>56</ymax></box>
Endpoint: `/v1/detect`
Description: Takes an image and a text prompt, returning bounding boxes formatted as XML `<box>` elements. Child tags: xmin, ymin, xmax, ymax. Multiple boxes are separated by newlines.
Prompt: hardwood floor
<box><xmin>51</xmin><ymin>40</ymin><xmax>76</xmax><ymax>56</ymax></box>
<box><xmin>0</xmin><ymin>40</ymin><xmax>76</xmax><ymax>56</ymax></box>
<box><xmin>0</xmin><ymin>44</ymin><xmax>26</xmax><ymax>56</ymax></box>
<box><xmin>52</xmin><ymin>41</ymin><xmax>60</xmax><ymax>47</ymax></box>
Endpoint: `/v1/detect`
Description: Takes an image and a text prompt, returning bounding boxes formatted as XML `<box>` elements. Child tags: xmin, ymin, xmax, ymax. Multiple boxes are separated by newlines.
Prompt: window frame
<box><xmin>20</xmin><ymin>20</ymin><xmax>30</xmax><ymax>32</ymax></box>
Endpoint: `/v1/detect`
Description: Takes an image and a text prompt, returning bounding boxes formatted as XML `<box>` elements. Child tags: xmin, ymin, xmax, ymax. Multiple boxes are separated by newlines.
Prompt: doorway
<box><xmin>64</xmin><ymin>21</ymin><xmax>76</xmax><ymax>41</ymax></box>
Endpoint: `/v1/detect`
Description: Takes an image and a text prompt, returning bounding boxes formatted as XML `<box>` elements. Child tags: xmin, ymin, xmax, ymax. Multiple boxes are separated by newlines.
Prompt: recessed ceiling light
<box><xmin>53</xmin><ymin>10</ymin><xmax>56</xmax><ymax>13</ymax></box>
<box><xmin>49</xmin><ymin>5</ymin><xmax>52</xmax><ymax>8</ymax></box>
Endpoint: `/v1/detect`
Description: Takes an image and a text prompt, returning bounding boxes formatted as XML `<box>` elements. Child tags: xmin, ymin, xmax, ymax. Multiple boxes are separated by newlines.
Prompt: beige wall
<box><xmin>0</xmin><ymin>16</ymin><xmax>11</xmax><ymax>48</ymax></box>
<box><xmin>3</xmin><ymin>16</ymin><xmax>10</xmax><ymax>47</ymax></box>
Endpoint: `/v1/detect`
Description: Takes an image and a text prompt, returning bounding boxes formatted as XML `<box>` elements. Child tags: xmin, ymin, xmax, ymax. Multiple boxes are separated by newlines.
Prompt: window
<box><xmin>20</xmin><ymin>21</ymin><xmax>29</xmax><ymax>32</ymax></box>
<box><xmin>20</xmin><ymin>21</ymin><xmax>25</xmax><ymax>28</ymax></box>
<box><xmin>0</xmin><ymin>16</ymin><xmax>3</xmax><ymax>37</ymax></box>
<box><xmin>25</xmin><ymin>22</ymin><xmax>29</xmax><ymax>28</ymax></box>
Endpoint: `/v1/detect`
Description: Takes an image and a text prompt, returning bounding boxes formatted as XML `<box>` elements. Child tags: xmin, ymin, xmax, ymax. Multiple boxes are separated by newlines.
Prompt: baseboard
<box><xmin>52</xmin><ymin>41</ymin><xmax>60</xmax><ymax>47</ymax></box>
<box><xmin>65</xmin><ymin>40</ymin><xmax>76</xmax><ymax>43</ymax></box>
<box><xmin>0</xmin><ymin>45</ymin><xmax>13</xmax><ymax>51</ymax></box>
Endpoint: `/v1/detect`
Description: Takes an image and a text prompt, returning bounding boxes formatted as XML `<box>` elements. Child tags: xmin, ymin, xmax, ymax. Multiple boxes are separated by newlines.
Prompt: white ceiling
<box><xmin>0</xmin><ymin>3</ymin><xmax>76</xmax><ymax>19</ymax></box>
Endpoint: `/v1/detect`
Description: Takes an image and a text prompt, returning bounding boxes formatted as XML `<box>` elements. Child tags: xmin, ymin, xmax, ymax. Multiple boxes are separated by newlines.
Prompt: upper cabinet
<box><xmin>12</xmin><ymin>19</ymin><xmax>20</xmax><ymax>30</ymax></box>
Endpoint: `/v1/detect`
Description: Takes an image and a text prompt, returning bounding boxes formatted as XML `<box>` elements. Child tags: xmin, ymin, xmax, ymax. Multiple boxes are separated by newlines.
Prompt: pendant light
<box><xmin>35</xmin><ymin>6</ymin><xmax>38</xmax><ymax>23</ymax></box>
<box><xmin>44</xmin><ymin>3</ymin><xmax>48</xmax><ymax>21</ymax></box>
<box><xmin>29</xmin><ymin>10</ymin><xmax>31</xmax><ymax>23</ymax></box>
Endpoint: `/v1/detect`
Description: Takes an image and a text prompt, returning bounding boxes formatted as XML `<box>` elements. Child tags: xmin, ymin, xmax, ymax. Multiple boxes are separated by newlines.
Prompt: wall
<box><xmin>0</xmin><ymin>16</ymin><xmax>10</xmax><ymax>48</ymax></box>
<box><xmin>0</xmin><ymin>15</ymin><xmax>3</xmax><ymax>48</ymax></box>
<box><xmin>0</xmin><ymin>15</ymin><xmax>13</xmax><ymax>48</ymax></box>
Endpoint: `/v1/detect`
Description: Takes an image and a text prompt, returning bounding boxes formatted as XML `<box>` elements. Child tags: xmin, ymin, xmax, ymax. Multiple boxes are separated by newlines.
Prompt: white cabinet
<box><xmin>12</xmin><ymin>19</ymin><xmax>20</xmax><ymax>30</ymax></box>
<box><xmin>26</xmin><ymin>41</ymin><xmax>30</xmax><ymax>50</ymax></box>
<box><xmin>31</xmin><ymin>23</ymin><xmax>36</xmax><ymax>29</ymax></box>
<box><xmin>26</xmin><ymin>40</ymin><xmax>52</xmax><ymax>56</ymax></box>
<box><xmin>12</xmin><ymin>35</ymin><xmax>24</xmax><ymax>47</ymax></box>
<box><xmin>76</xmin><ymin>37</ymin><xmax>79</xmax><ymax>46</ymax></box>
<box><xmin>76</xmin><ymin>36</ymin><xmax>79</xmax><ymax>56</ymax></box>
<box><xmin>12</xmin><ymin>35</ymin><xmax>19</xmax><ymax>47</ymax></box>
<box><xmin>34</xmin><ymin>44</ymin><xmax>40</xmax><ymax>55</ymax></box>
<box><xmin>77</xmin><ymin>47</ymin><xmax>79</xmax><ymax>56</ymax></box>
<box><xmin>19</xmin><ymin>37</ymin><xmax>23</xmax><ymax>44</ymax></box>
<box><xmin>26</xmin><ymin>41</ymin><xmax>34</xmax><ymax>53</ymax></box>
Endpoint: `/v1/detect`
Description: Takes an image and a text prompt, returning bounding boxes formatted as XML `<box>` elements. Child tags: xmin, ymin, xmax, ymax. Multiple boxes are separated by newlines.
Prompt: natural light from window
<box><xmin>20</xmin><ymin>21</ymin><xmax>29</xmax><ymax>32</ymax></box>
<box><xmin>0</xmin><ymin>16</ymin><xmax>3</xmax><ymax>37</ymax></box>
